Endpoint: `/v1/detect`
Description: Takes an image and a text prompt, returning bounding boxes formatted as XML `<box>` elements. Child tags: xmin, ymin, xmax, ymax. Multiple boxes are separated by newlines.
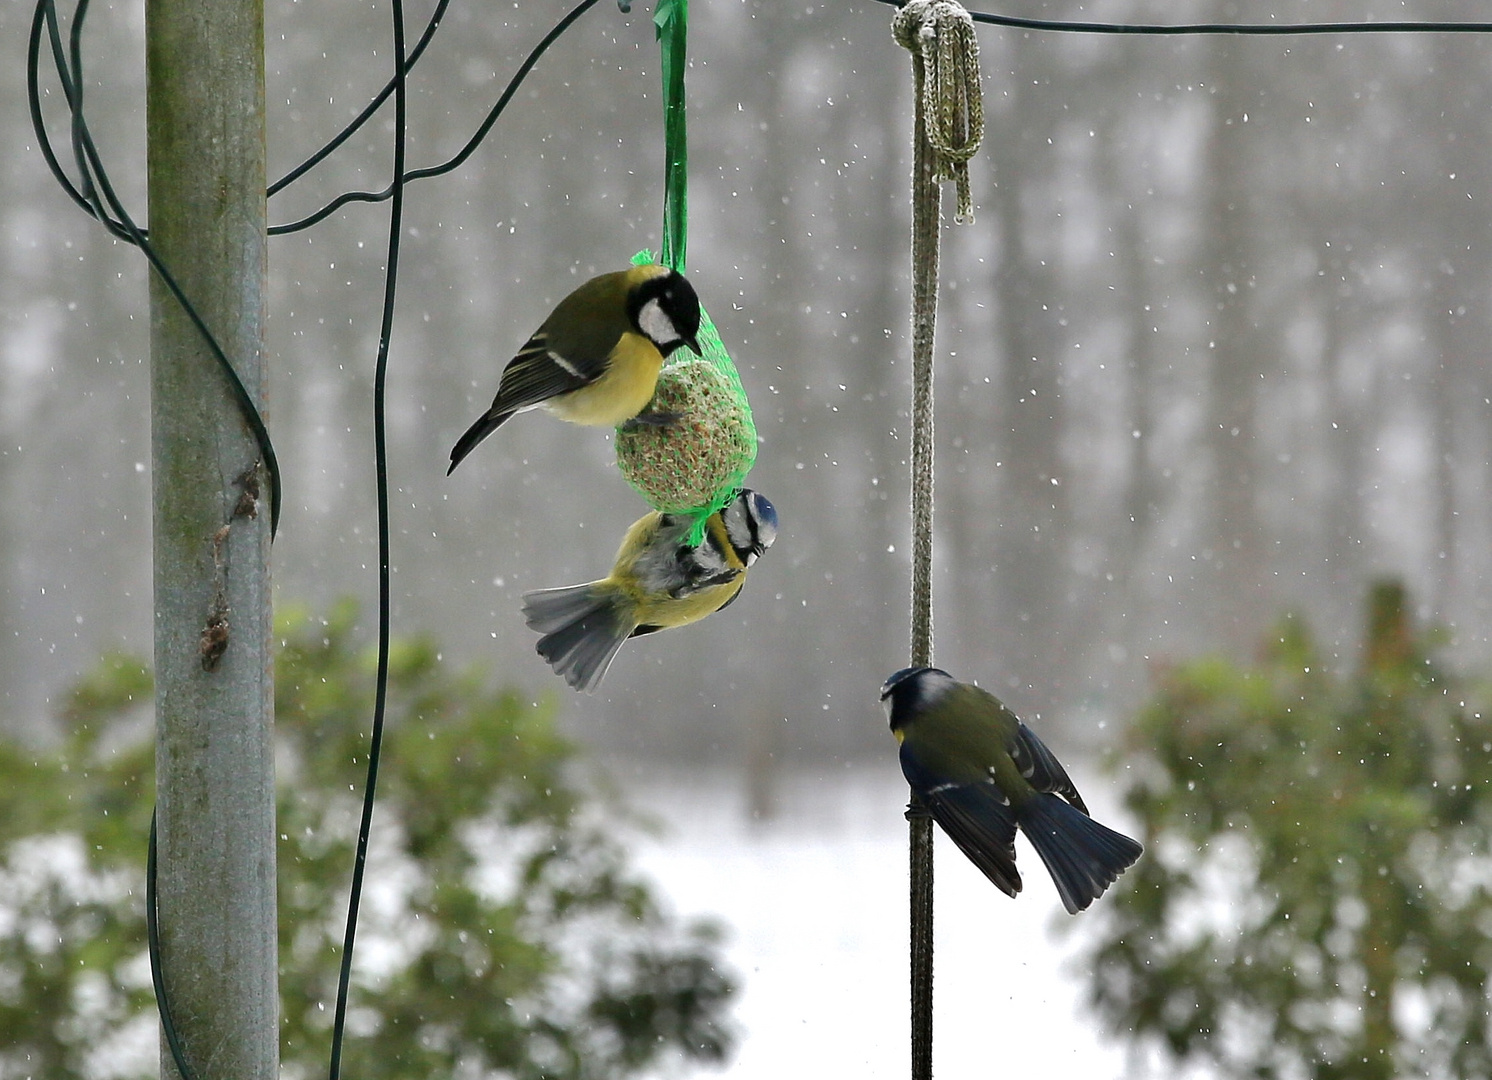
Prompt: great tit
<box><xmin>448</xmin><ymin>265</ymin><xmax>703</xmax><ymax>474</ymax></box>
<box><xmin>521</xmin><ymin>489</ymin><xmax>777</xmax><ymax>692</ymax></box>
<box><xmin>881</xmin><ymin>666</ymin><xmax>1142</xmax><ymax>914</ymax></box>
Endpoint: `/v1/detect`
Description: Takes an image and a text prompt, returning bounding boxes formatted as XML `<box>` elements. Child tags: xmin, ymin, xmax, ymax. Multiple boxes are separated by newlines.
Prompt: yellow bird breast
<box><xmin>544</xmin><ymin>333</ymin><xmax>664</xmax><ymax>427</ymax></box>
<box><xmin>631</xmin><ymin>576</ymin><xmax>745</xmax><ymax>632</ymax></box>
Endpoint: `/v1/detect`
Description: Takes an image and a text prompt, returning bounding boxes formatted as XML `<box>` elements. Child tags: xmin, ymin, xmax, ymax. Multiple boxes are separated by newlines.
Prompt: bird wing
<box><xmin>668</xmin><ymin>510</ymin><xmax>747</xmax><ymax>595</ymax></box>
<box><xmin>902</xmin><ymin>745</ymin><xmax>1022</xmax><ymax>897</ymax></box>
<box><xmin>925</xmin><ymin>782</ymin><xmax>1023</xmax><ymax>898</ymax></box>
<box><xmin>669</xmin><ymin>530</ymin><xmax>744</xmax><ymax>596</ymax></box>
<box><xmin>629</xmin><ymin>512</ymin><xmax>746</xmax><ymax>600</ymax></box>
<box><xmin>671</xmin><ymin>567</ymin><xmax>742</xmax><ymax>596</ymax></box>
<box><xmin>1009</xmin><ymin>721</ymin><xmax>1088</xmax><ymax>815</ymax></box>
<box><xmin>487</xmin><ymin>332</ymin><xmax>611</xmax><ymax>414</ymax></box>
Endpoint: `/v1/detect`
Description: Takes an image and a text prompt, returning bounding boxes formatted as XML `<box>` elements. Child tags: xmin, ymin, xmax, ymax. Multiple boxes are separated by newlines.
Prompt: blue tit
<box><xmin>881</xmin><ymin>666</ymin><xmax>1142</xmax><ymax>914</ymax></box>
<box><xmin>448</xmin><ymin>265</ymin><xmax>702</xmax><ymax>474</ymax></box>
<box><xmin>521</xmin><ymin>489</ymin><xmax>778</xmax><ymax>692</ymax></box>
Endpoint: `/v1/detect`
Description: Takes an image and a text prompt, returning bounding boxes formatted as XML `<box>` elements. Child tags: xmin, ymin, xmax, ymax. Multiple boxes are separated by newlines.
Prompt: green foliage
<box><xmin>0</xmin><ymin>602</ymin><xmax>735</xmax><ymax>1080</ymax></box>
<box><xmin>0</xmin><ymin>651</ymin><xmax>155</xmax><ymax>1080</ymax></box>
<box><xmin>1081</xmin><ymin>582</ymin><xmax>1492</xmax><ymax>1080</ymax></box>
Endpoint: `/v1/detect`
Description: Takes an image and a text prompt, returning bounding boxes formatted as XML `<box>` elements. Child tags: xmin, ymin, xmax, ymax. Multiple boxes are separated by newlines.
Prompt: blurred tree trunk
<box><xmin>1315</xmin><ymin>284</ymin><xmax>1369</xmax><ymax>637</ymax></box>
<box><xmin>1114</xmin><ymin>161</ymin><xmax>1164</xmax><ymax>667</ymax></box>
<box><xmin>1421</xmin><ymin>37</ymin><xmax>1492</xmax><ymax>622</ymax></box>
<box><xmin>1201</xmin><ymin>35</ymin><xmax>1268</xmax><ymax>655</ymax></box>
<box><xmin>990</xmin><ymin>69</ymin><xmax>1068</xmax><ymax>700</ymax></box>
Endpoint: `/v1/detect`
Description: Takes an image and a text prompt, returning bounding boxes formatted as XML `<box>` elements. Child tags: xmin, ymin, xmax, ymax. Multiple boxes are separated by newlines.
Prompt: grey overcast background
<box><xmin>7</xmin><ymin>0</ymin><xmax>1492</xmax><ymax>777</ymax></box>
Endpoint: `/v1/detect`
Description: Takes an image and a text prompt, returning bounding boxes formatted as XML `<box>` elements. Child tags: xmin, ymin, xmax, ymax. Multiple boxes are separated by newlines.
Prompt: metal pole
<box><xmin>146</xmin><ymin>0</ymin><xmax>276</xmax><ymax>1075</ymax></box>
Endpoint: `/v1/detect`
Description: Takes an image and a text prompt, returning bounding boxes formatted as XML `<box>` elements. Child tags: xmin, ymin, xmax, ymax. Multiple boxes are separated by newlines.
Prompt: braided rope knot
<box><xmin>893</xmin><ymin>0</ymin><xmax>984</xmax><ymax>222</ymax></box>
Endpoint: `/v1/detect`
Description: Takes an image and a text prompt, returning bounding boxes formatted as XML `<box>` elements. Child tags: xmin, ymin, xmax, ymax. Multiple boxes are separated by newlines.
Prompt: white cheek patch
<box><xmin>636</xmin><ymin>297</ymin><xmax>681</xmax><ymax>348</ymax></box>
<box><xmin>724</xmin><ymin>498</ymin><xmax>769</xmax><ymax>555</ymax></box>
<box><xmin>722</xmin><ymin>503</ymin><xmax>749</xmax><ymax>549</ymax></box>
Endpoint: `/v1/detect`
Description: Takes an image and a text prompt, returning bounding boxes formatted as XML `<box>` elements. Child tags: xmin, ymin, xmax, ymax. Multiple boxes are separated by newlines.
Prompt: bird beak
<box><xmin>684</xmin><ymin>336</ymin><xmax>702</xmax><ymax>357</ymax></box>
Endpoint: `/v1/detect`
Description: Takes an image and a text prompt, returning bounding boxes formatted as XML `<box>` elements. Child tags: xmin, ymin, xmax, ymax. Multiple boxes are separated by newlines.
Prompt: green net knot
<box><xmin>616</xmin><ymin>250</ymin><xmax>757</xmax><ymax>544</ymax></box>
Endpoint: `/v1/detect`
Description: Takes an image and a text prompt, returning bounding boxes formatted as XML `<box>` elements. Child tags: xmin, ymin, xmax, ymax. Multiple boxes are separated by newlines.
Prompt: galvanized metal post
<box><xmin>145</xmin><ymin>0</ymin><xmax>276</xmax><ymax>1075</ymax></box>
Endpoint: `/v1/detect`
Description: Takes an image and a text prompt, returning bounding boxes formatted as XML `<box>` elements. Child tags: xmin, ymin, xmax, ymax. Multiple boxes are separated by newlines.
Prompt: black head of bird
<box><xmin>881</xmin><ymin>665</ymin><xmax>1143</xmax><ymax>914</ymax></box>
<box><xmin>628</xmin><ymin>267</ymin><xmax>702</xmax><ymax>359</ymax></box>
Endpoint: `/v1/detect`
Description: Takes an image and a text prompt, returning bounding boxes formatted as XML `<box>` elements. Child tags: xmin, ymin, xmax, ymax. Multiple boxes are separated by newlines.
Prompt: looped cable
<box><xmin>893</xmin><ymin>0</ymin><xmax>984</xmax><ymax>223</ymax></box>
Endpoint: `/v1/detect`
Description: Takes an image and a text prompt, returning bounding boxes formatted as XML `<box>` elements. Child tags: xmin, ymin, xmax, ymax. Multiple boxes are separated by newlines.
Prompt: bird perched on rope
<box><xmin>522</xmin><ymin>489</ymin><xmax>778</xmax><ymax>691</ymax></box>
<box><xmin>881</xmin><ymin>666</ymin><xmax>1143</xmax><ymax>914</ymax></box>
<box><xmin>448</xmin><ymin>265</ymin><xmax>702</xmax><ymax>474</ymax></box>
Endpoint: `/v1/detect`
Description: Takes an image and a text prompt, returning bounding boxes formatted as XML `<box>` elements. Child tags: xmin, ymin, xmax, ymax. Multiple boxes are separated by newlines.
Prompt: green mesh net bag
<box><xmin>616</xmin><ymin>4</ymin><xmax>757</xmax><ymax>542</ymax></box>
<box><xmin>615</xmin><ymin>249</ymin><xmax>757</xmax><ymax>537</ymax></box>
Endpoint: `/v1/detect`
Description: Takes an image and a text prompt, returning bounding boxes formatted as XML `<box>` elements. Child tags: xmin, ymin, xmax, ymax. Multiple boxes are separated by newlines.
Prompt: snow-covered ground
<box><xmin>623</xmin><ymin>761</ymin><xmax>1144</xmax><ymax>1079</ymax></box>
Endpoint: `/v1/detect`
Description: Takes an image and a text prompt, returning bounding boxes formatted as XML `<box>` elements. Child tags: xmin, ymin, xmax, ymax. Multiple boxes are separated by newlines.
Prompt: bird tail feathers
<box><xmin>521</xmin><ymin>583</ymin><xmax>631</xmax><ymax>692</ymax></box>
<box><xmin>1020</xmin><ymin>794</ymin><xmax>1143</xmax><ymax>915</ymax></box>
<box><xmin>448</xmin><ymin>410</ymin><xmax>514</xmax><ymax>475</ymax></box>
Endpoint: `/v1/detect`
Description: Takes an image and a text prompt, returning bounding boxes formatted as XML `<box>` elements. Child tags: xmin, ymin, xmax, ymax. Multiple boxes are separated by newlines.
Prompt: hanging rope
<box><xmin>892</xmin><ymin>3</ymin><xmax>982</xmax><ymax>1078</ymax></box>
<box><xmin>893</xmin><ymin>0</ymin><xmax>983</xmax><ymax>225</ymax></box>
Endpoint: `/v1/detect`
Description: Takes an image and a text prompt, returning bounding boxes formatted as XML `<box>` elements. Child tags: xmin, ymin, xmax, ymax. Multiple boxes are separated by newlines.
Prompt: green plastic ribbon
<box><xmin>655</xmin><ymin>0</ymin><xmax>688</xmax><ymax>272</ymax></box>
<box><xmin>615</xmin><ymin>1</ymin><xmax>756</xmax><ymax>546</ymax></box>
